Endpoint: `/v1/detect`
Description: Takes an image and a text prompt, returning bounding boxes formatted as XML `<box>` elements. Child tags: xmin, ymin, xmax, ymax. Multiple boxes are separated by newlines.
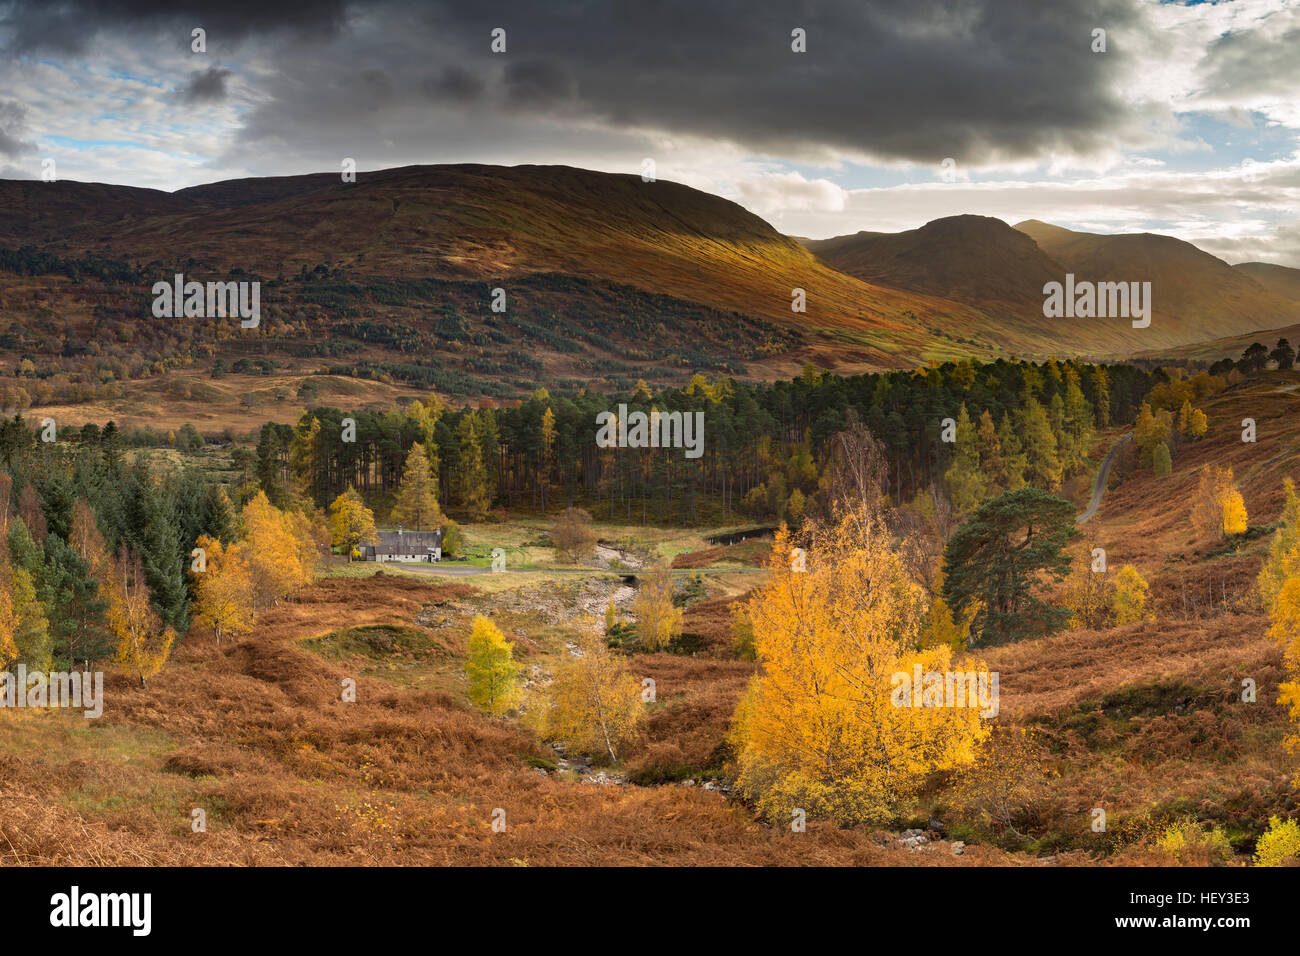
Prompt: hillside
<box><xmin>0</xmin><ymin>166</ymin><xmax>999</xmax><ymax>392</ymax></box>
<box><xmin>1234</xmin><ymin>261</ymin><xmax>1300</xmax><ymax>303</ymax></box>
<box><xmin>6</xmin><ymin>388</ymin><xmax>1298</xmax><ymax>865</ymax></box>
<box><xmin>802</xmin><ymin>215</ymin><xmax>1064</xmax><ymax>312</ymax></box>
<box><xmin>6</xmin><ymin>166</ymin><xmax>1300</xmax><ymax>411</ymax></box>
<box><xmin>802</xmin><ymin>214</ymin><xmax>1300</xmax><ymax>357</ymax></box>
<box><xmin>1014</xmin><ymin>220</ymin><xmax>1300</xmax><ymax>346</ymax></box>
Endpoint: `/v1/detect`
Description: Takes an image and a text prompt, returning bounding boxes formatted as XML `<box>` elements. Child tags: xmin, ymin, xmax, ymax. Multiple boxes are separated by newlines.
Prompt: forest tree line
<box><xmin>250</xmin><ymin>358</ymin><xmax>1162</xmax><ymax>527</ymax></box>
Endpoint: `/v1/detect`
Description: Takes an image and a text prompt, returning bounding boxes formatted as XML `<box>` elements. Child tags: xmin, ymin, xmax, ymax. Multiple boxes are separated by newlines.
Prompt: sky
<box><xmin>1</xmin><ymin>0</ymin><xmax>1298</xmax><ymax>265</ymax></box>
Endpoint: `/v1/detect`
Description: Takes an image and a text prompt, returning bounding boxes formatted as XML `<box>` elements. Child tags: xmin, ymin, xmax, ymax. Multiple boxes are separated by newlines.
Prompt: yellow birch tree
<box><xmin>192</xmin><ymin>535</ymin><xmax>256</xmax><ymax>644</ymax></box>
<box><xmin>730</xmin><ymin>508</ymin><xmax>990</xmax><ymax>827</ymax></box>
<box><xmin>542</xmin><ymin>632</ymin><xmax>644</xmax><ymax>762</ymax></box>
<box><xmin>109</xmin><ymin>547</ymin><xmax>176</xmax><ymax>688</ymax></box>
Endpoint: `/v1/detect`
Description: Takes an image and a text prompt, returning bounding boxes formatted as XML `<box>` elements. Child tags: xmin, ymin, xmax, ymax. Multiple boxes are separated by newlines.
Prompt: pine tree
<box><xmin>540</xmin><ymin>406</ymin><xmax>556</xmax><ymax>513</ymax></box>
<box><xmin>1018</xmin><ymin>399</ymin><xmax>1062</xmax><ymax>490</ymax></box>
<box><xmin>475</xmin><ymin>407</ymin><xmax>500</xmax><ymax>505</ymax></box>
<box><xmin>995</xmin><ymin>414</ymin><xmax>1027</xmax><ymax>490</ymax></box>
<box><xmin>1092</xmin><ymin>365</ymin><xmax>1111</xmax><ymax>427</ymax></box>
<box><xmin>455</xmin><ymin>414</ymin><xmax>490</xmax><ymax>520</ymax></box>
<box><xmin>943</xmin><ymin>488</ymin><xmax>1080</xmax><ymax>644</ymax></box>
<box><xmin>391</xmin><ymin>442</ymin><xmax>442</xmax><ymax>530</ymax></box>
<box><xmin>40</xmin><ymin>533</ymin><xmax>111</xmax><ymax>668</ymax></box>
<box><xmin>976</xmin><ymin>410</ymin><xmax>1004</xmax><ymax>494</ymax></box>
<box><xmin>255</xmin><ymin>423</ymin><xmax>286</xmax><ymax>506</ymax></box>
<box><xmin>944</xmin><ymin>403</ymin><xmax>987</xmax><ymax>513</ymax></box>
<box><xmin>200</xmin><ymin>483</ymin><xmax>237</xmax><ymax>545</ymax></box>
<box><xmin>108</xmin><ymin>464</ymin><xmax>189</xmax><ymax>630</ymax></box>
<box><xmin>1062</xmin><ymin>367</ymin><xmax>1093</xmax><ymax>469</ymax></box>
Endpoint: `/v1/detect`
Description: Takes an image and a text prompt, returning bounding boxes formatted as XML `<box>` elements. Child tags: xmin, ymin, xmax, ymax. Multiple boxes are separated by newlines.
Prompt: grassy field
<box><xmin>30</xmin><ymin>368</ymin><xmax>424</xmax><ymax>437</ymax></box>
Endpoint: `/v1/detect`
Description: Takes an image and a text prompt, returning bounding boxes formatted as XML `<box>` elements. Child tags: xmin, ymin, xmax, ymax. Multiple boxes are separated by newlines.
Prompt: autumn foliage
<box><xmin>538</xmin><ymin>632</ymin><xmax>644</xmax><ymax>762</ymax></box>
<box><xmin>191</xmin><ymin>492</ymin><xmax>323</xmax><ymax>650</ymax></box>
<box><xmin>465</xmin><ymin>615</ymin><xmax>522</xmax><ymax>716</ymax></box>
<box><xmin>730</xmin><ymin>508</ymin><xmax>990</xmax><ymax>827</ymax></box>
<box><xmin>1190</xmin><ymin>466</ymin><xmax>1247</xmax><ymax>542</ymax></box>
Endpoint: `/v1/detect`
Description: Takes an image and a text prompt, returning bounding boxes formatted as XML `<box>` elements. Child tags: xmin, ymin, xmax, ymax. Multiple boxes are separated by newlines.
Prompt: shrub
<box><xmin>1254</xmin><ymin>816</ymin><xmax>1300</xmax><ymax>867</ymax></box>
<box><xmin>551</xmin><ymin>506</ymin><xmax>597</xmax><ymax>562</ymax></box>
<box><xmin>1156</xmin><ymin>820</ymin><xmax>1233</xmax><ymax>865</ymax></box>
<box><xmin>441</xmin><ymin>518</ymin><xmax>463</xmax><ymax>558</ymax></box>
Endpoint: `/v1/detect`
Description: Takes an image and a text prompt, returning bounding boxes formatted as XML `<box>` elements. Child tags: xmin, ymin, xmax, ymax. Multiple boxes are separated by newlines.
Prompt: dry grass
<box><xmin>0</xmin><ymin>572</ymin><xmax>1010</xmax><ymax>865</ymax></box>
<box><xmin>31</xmin><ymin>369</ymin><xmax>418</xmax><ymax>436</ymax></box>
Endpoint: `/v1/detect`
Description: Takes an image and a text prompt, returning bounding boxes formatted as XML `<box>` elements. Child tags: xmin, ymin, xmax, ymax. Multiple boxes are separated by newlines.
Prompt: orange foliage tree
<box><xmin>730</xmin><ymin>507</ymin><xmax>991</xmax><ymax>827</ymax></box>
<box><xmin>191</xmin><ymin>534</ymin><xmax>256</xmax><ymax>644</ymax></box>
<box><xmin>243</xmin><ymin>492</ymin><xmax>320</xmax><ymax>608</ymax></box>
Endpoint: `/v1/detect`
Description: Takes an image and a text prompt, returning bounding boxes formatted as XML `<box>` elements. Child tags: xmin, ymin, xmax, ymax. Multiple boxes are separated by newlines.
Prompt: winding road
<box><xmin>1077</xmin><ymin>433</ymin><xmax>1132</xmax><ymax>524</ymax></box>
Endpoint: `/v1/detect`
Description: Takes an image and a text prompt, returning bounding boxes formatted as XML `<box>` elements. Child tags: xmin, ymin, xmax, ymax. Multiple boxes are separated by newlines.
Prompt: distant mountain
<box><xmin>2</xmin><ymin>166</ymin><xmax>1019</xmax><ymax>391</ymax></box>
<box><xmin>2</xmin><ymin>166</ymin><xmax>1299</xmax><ymax>388</ymax></box>
<box><xmin>802</xmin><ymin>215</ymin><xmax>1063</xmax><ymax>312</ymax></box>
<box><xmin>803</xmin><ymin>214</ymin><xmax>1300</xmax><ymax>355</ymax></box>
<box><xmin>1013</xmin><ymin>220</ymin><xmax>1300</xmax><ymax>344</ymax></box>
<box><xmin>1233</xmin><ymin>261</ymin><xmax>1300</xmax><ymax>303</ymax></box>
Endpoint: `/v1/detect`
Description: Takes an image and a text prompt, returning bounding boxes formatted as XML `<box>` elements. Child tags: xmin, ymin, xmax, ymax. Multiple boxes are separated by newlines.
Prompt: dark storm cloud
<box><xmin>504</xmin><ymin>59</ymin><xmax>578</xmax><ymax>109</ymax></box>
<box><xmin>360</xmin><ymin>68</ymin><xmax>396</xmax><ymax>103</ymax></box>
<box><xmin>0</xmin><ymin>0</ymin><xmax>349</xmax><ymax>54</ymax></box>
<box><xmin>409</xmin><ymin>0</ymin><xmax>1147</xmax><ymax>164</ymax></box>
<box><xmin>421</xmin><ymin>66</ymin><xmax>485</xmax><ymax>103</ymax></box>
<box><xmin>179</xmin><ymin>65</ymin><xmax>231</xmax><ymax>103</ymax></box>
<box><xmin>0</xmin><ymin>100</ymin><xmax>36</xmax><ymax>157</ymax></box>
<box><xmin>4</xmin><ymin>0</ymin><xmax>1148</xmax><ymax>166</ymax></box>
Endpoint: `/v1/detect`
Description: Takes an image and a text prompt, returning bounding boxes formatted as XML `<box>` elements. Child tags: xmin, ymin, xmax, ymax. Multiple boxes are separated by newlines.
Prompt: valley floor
<box><xmin>7</xmin><ymin>373</ymin><xmax>1300</xmax><ymax>865</ymax></box>
<box><xmin>1</xmin><ymin>542</ymin><xmax>1289</xmax><ymax>866</ymax></box>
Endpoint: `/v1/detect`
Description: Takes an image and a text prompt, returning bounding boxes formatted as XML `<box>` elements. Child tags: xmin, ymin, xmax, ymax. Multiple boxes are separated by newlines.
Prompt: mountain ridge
<box><xmin>2</xmin><ymin>164</ymin><xmax>1298</xmax><ymax>377</ymax></box>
